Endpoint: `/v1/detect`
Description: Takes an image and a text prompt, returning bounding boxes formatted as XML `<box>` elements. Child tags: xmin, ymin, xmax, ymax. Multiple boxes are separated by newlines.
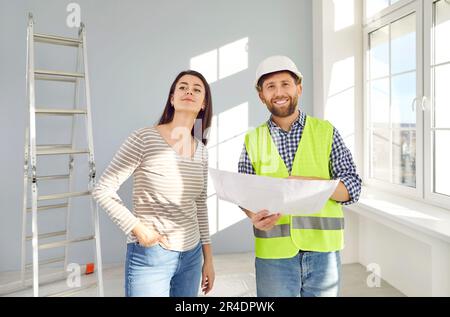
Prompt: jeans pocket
<box><xmin>135</xmin><ymin>241</ymin><xmax>159</xmax><ymax>249</ymax></box>
<box><xmin>132</xmin><ymin>242</ymin><xmax>167</xmax><ymax>266</ymax></box>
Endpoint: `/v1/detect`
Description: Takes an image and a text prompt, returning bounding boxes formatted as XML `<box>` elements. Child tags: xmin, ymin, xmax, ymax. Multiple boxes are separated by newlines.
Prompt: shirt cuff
<box><xmin>337</xmin><ymin>177</ymin><xmax>361</xmax><ymax>205</ymax></box>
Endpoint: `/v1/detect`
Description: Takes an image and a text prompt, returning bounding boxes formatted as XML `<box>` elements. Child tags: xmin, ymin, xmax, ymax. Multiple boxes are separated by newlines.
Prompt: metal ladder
<box><xmin>18</xmin><ymin>13</ymin><xmax>103</xmax><ymax>297</ymax></box>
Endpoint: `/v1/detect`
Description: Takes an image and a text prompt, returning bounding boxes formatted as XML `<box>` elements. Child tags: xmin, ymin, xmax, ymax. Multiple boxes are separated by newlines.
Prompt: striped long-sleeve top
<box><xmin>92</xmin><ymin>127</ymin><xmax>211</xmax><ymax>251</ymax></box>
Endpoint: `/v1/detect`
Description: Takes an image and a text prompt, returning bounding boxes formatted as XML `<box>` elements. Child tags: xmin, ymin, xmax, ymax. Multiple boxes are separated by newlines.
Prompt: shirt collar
<box><xmin>267</xmin><ymin>110</ymin><xmax>306</xmax><ymax>131</ymax></box>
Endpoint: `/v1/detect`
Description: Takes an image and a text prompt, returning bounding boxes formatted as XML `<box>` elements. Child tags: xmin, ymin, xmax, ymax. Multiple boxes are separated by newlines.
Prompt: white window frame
<box><xmin>363</xmin><ymin>0</ymin><xmax>450</xmax><ymax>210</ymax></box>
<box><xmin>423</xmin><ymin>0</ymin><xmax>450</xmax><ymax>209</ymax></box>
<box><xmin>364</xmin><ymin>0</ymin><xmax>417</xmax><ymax>25</ymax></box>
<box><xmin>363</xmin><ymin>0</ymin><xmax>424</xmax><ymax>201</ymax></box>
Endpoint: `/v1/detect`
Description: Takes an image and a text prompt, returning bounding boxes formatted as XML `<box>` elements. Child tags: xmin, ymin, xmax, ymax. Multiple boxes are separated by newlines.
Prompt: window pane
<box><xmin>391</xmin><ymin>14</ymin><xmax>416</xmax><ymax>74</ymax></box>
<box><xmin>366</xmin><ymin>7</ymin><xmax>420</xmax><ymax>190</ymax></box>
<box><xmin>435</xmin><ymin>131</ymin><xmax>450</xmax><ymax>196</ymax></box>
<box><xmin>369</xmin><ymin>26</ymin><xmax>390</xmax><ymax>79</ymax></box>
<box><xmin>391</xmin><ymin>72</ymin><xmax>416</xmax><ymax>129</ymax></box>
<box><xmin>392</xmin><ymin>129</ymin><xmax>416</xmax><ymax>187</ymax></box>
<box><xmin>366</xmin><ymin>0</ymin><xmax>389</xmax><ymax>18</ymax></box>
<box><xmin>435</xmin><ymin>0</ymin><xmax>450</xmax><ymax>65</ymax></box>
<box><xmin>370</xmin><ymin>78</ymin><xmax>390</xmax><ymax>129</ymax></box>
<box><xmin>434</xmin><ymin>64</ymin><xmax>450</xmax><ymax>128</ymax></box>
<box><xmin>371</xmin><ymin>129</ymin><xmax>390</xmax><ymax>182</ymax></box>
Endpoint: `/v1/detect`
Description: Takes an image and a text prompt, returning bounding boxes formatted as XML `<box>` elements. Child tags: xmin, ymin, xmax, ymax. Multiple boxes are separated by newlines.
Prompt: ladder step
<box><xmin>35</xmin><ymin>70</ymin><xmax>84</xmax><ymax>78</ymax></box>
<box><xmin>35</xmin><ymin>108</ymin><xmax>87</xmax><ymax>116</ymax></box>
<box><xmin>25</xmin><ymin>257</ymin><xmax>65</xmax><ymax>269</ymax></box>
<box><xmin>26</xmin><ymin>230</ymin><xmax>66</xmax><ymax>241</ymax></box>
<box><xmin>36</xmin><ymin>145</ymin><xmax>89</xmax><ymax>156</ymax></box>
<box><xmin>34</xmin><ymin>33</ymin><xmax>82</xmax><ymax>47</ymax></box>
<box><xmin>30</xmin><ymin>174</ymin><xmax>70</xmax><ymax>181</ymax></box>
<box><xmin>38</xmin><ymin>191</ymin><xmax>91</xmax><ymax>201</ymax></box>
<box><xmin>27</xmin><ymin>203</ymin><xmax>68</xmax><ymax>212</ymax></box>
<box><xmin>35</xmin><ymin>70</ymin><xmax>84</xmax><ymax>82</ymax></box>
<box><xmin>39</xmin><ymin>235</ymin><xmax>95</xmax><ymax>250</ymax></box>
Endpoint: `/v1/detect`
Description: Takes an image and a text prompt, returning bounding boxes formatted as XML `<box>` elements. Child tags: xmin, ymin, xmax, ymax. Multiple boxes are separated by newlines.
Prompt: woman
<box><xmin>92</xmin><ymin>70</ymin><xmax>215</xmax><ymax>297</ymax></box>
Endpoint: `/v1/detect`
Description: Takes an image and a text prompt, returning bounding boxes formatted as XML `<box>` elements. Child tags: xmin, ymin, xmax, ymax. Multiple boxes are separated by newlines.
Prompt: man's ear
<box><xmin>297</xmin><ymin>84</ymin><xmax>303</xmax><ymax>96</ymax></box>
<box><xmin>258</xmin><ymin>91</ymin><xmax>266</xmax><ymax>104</ymax></box>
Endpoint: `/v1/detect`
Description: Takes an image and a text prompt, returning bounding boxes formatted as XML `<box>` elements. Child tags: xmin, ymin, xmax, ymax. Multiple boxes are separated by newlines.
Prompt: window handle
<box><xmin>411</xmin><ymin>97</ymin><xmax>427</xmax><ymax>112</ymax></box>
<box><xmin>420</xmin><ymin>96</ymin><xmax>427</xmax><ymax>112</ymax></box>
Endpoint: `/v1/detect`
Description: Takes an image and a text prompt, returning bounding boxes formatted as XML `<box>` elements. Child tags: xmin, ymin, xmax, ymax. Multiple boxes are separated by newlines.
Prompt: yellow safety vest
<box><xmin>244</xmin><ymin>116</ymin><xmax>344</xmax><ymax>259</ymax></box>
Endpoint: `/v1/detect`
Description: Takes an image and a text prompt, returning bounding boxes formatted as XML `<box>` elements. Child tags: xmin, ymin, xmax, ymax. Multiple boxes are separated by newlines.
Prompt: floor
<box><xmin>1</xmin><ymin>252</ymin><xmax>405</xmax><ymax>297</ymax></box>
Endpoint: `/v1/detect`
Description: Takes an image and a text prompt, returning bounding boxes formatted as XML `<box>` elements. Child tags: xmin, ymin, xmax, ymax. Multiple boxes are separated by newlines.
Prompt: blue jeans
<box><xmin>255</xmin><ymin>251</ymin><xmax>341</xmax><ymax>297</ymax></box>
<box><xmin>125</xmin><ymin>242</ymin><xmax>202</xmax><ymax>297</ymax></box>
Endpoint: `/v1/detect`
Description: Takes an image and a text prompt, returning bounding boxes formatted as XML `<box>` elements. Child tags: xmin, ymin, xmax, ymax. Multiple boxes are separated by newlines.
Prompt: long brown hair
<box><xmin>158</xmin><ymin>70</ymin><xmax>213</xmax><ymax>145</ymax></box>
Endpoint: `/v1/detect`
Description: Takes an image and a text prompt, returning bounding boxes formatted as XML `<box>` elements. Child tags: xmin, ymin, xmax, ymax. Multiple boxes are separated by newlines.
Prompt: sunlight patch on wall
<box><xmin>206</xmin><ymin>103</ymin><xmax>249</xmax><ymax>234</ymax></box>
<box><xmin>325</xmin><ymin>57</ymin><xmax>356</xmax><ymax>154</ymax></box>
<box><xmin>328</xmin><ymin>56</ymin><xmax>355</xmax><ymax>96</ymax></box>
<box><xmin>190</xmin><ymin>49</ymin><xmax>218</xmax><ymax>84</ymax></box>
<box><xmin>218</xmin><ymin>200</ymin><xmax>246</xmax><ymax>231</ymax></box>
<box><xmin>190</xmin><ymin>37</ymin><xmax>248</xmax><ymax>84</ymax></box>
<box><xmin>326</xmin><ymin>88</ymin><xmax>355</xmax><ymax>153</ymax></box>
<box><xmin>218</xmin><ymin>102</ymin><xmax>249</xmax><ymax>143</ymax></box>
<box><xmin>333</xmin><ymin>0</ymin><xmax>355</xmax><ymax>31</ymax></box>
<box><xmin>219</xmin><ymin>38</ymin><xmax>249</xmax><ymax>80</ymax></box>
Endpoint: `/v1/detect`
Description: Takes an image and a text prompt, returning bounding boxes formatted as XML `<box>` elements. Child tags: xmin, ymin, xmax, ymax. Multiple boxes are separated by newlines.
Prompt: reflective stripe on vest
<box><xmin>254</xmin><ymin>217</ymin><xmax>345</xmax><ymax>238</ymax></box>
<box><xmin>253</xmin><ymin>224</ymin><xmax>290</xmax><ymax>238</ymax></box>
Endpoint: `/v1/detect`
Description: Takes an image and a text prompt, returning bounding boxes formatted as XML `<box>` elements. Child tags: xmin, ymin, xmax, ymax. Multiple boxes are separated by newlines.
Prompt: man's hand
<box><xmin>248</xmin><ymin>210</ymin><xmax>282</xmax><ymax>232</ymax></box>
<box><xmin>132</xmin><ymin>222</ymin><xmax>169</xmax><ymax>247</ymax></box>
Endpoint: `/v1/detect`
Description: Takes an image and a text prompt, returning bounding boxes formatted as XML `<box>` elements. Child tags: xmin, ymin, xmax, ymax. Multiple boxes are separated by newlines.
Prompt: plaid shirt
<box><xmin>238</xmin><ymin>111</ymin><xmax>361</xmax><ymax>205</ymax></box>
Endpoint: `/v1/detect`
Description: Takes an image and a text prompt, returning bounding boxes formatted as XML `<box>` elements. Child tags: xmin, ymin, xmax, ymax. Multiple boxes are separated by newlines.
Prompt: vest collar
<box><xmin>267</xmin><ymin>110</ymin><xmax>306</xmax><ymax>132</ymax></box>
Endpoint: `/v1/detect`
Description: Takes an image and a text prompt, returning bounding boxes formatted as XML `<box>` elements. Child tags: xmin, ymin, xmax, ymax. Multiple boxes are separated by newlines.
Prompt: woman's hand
<box><xmin>201</xmin><ymin>259</ymin><xmax>215</xmax><ymax>295</ymax></box>
<box><xmin>132</xmin><ymin>222</ymin><xmax>169</xmax><ymax>247</ymax></box>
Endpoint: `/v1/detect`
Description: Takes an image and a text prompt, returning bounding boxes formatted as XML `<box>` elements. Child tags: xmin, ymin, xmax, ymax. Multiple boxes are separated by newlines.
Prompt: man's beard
<box><xmin>266</xmin><ymin>95</ymin><xmax>298</xmax><ymax>118</ymax></box>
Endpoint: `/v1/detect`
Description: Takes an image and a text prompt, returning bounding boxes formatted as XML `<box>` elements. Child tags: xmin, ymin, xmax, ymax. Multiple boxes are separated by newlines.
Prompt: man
<box><xmin>238</xmin><ymin>56</ymin><xmax>361</xmax><ymax>297</ymax></box>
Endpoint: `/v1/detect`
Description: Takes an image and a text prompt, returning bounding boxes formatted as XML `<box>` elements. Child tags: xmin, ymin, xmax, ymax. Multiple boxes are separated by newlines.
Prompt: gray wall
<box><xmin>0</xmin><ymin>0</ymin><xmax>313</xmax><ymax>271</ymax></box>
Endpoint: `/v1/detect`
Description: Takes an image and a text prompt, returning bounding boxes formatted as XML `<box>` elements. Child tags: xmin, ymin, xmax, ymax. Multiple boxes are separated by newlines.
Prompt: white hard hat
<box><xmin>255</xmin><ymin>55</ymin><xmax>303</xmax><ymax>89</ymax></box>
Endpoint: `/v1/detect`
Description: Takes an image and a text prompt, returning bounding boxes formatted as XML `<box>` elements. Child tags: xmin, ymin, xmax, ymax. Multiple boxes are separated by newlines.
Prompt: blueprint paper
<box><xmin>209</xmin><ymin>168</ymin><xmax>339</xmax><ymax>215</ymax></box>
